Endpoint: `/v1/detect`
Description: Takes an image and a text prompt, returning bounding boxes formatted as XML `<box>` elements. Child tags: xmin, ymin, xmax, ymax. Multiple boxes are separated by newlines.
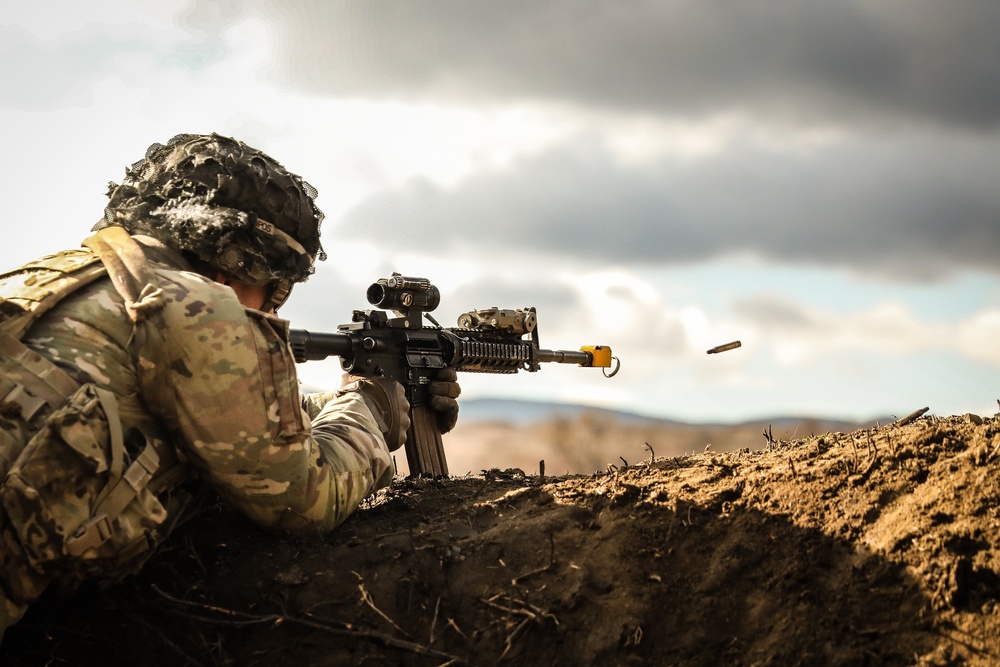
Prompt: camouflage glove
<box><xmin>343</xmin><ymin>375</ymin><xmax>411</xmax><ymax>452</ymax></box>
<box><xmin>429</xmin><ymin>368</ymin><xmax>461</xmax><ymax>434</ymax></box>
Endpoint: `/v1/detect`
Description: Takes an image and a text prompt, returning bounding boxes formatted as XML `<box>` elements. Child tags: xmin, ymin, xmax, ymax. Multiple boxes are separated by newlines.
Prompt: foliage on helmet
<box><xmin>97</xmin><ymin>133</ymin><xmax>326</xmax><ymax>285</ymax></box>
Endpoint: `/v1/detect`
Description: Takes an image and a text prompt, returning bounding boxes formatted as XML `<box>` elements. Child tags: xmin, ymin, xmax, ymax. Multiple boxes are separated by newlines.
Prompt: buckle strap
<box><xmin>0</xmin><ymin>380</ymin><xmax>47</xmax><ymax>422</ymax></box>
<box><xmin>63</xmin><ymin>389</ymin><xmax>164</xmax><ymax>558</ymax></box>
<box><xmin>123</xmin><ymin>445</ymin><xmax>161</xmax><ymax>492</ymax></box>
<box><xmin>94</xmin><ymin>387</ymin><xmax>125</xmax><ymax>480</ymax></box>
<box><xmin>64</xmin><ymin>514</ymin><xmax>114</xmax><ymax>557</ymax></box>
<box><xmin>0</xmin><ymin>335</ymin><xmax>81</xmax><ymax>407</ymax></box>
<box><xmin>63</xmin><ymin>445</ymin><xmax>162</xmax><ymax>557</ymax></box>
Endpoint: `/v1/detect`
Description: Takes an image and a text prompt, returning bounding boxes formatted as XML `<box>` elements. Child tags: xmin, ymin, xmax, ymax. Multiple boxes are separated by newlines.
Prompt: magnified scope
<box><xmin>366</xmin><ymin>273</ymin><xmax>441</xmax><ymax>314</ymax></box>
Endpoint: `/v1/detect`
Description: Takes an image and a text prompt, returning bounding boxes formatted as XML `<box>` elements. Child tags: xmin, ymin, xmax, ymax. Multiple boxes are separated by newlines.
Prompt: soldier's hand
<box><xmin>347</xmin><ymin>375</ymin><xmax>411</xmax><ymax>451</ymax></box>
<box><xmin>429</xmin><ymin>368</ymin><xmax>461</xmax><ymax>433</ymax></box>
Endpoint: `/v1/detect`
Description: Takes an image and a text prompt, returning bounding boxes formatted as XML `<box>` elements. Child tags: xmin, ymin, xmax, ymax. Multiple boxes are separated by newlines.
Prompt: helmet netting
<box><xmin>97</xmin><ymin>133</ymin><xmax>326</xmax><ymax>285</ymax></box>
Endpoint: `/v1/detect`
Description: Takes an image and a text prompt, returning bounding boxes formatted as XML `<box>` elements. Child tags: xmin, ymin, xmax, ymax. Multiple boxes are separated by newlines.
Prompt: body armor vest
<box><xmin>0</xmin><ymin>229</ymin><xmax>190</xmax><ymax>571</ymax></box>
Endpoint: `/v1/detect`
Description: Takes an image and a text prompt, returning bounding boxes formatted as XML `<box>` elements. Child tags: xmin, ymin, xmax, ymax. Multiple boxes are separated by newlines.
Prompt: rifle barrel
<box><xmin>537</xmin><ymin>348</ymin><xmax>593</xmax><ymax>366</ymax></box>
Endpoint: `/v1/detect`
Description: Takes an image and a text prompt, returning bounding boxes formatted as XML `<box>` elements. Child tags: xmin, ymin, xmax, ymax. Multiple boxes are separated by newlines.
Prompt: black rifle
<box><xmin>289</xmin><ymin>274</ymin><xmax>618</xmax><ymax>476</ymax></box>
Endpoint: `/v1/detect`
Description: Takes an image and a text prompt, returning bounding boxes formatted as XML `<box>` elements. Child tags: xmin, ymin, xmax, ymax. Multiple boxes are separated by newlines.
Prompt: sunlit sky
<box><xmin>4</xmin><ymin>1</ymin><xmax>1000</xmax><ymax>423</ymax></box>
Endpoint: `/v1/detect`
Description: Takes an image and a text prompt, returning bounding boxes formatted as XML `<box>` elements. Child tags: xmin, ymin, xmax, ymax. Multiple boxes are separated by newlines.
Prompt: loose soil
<box><xmin>2</xmin><ymin>413</ymin><xmax>999</xmax><ymax>666</ymax></box>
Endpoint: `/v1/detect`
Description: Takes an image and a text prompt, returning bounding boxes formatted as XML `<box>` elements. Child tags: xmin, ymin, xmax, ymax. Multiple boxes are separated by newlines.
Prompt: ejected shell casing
<box><xmin>707</xmin><ymin>340</ymin><xmax>742</xmax><ymax>354</ymax></box>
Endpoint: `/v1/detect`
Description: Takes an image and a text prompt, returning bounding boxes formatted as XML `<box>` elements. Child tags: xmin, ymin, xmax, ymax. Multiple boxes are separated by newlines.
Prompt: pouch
<box><xmin>0</xmin><ymin>383</ymin><xmax>170</xmax><ymax>579</ymax></box>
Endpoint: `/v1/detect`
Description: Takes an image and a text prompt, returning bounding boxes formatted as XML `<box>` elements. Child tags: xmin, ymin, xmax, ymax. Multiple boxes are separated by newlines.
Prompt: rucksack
<box><xmin>0</xmin><ymin>228</ymin><xmax>190</xmax><ymax>577</ymax></box>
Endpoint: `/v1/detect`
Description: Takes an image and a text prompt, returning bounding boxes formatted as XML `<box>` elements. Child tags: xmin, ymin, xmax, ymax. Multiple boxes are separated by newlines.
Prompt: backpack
<box><xmin>0</xmin><ymin>228</ymin><xmax>190</xmax><ymax>577</ymax></box>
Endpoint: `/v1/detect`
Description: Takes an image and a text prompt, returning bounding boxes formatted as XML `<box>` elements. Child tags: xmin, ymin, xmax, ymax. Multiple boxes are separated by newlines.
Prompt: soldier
<box><xmin>0</xmin><ymin>133</ymin><xmax>460</xmax><ymax>639</ymax></box>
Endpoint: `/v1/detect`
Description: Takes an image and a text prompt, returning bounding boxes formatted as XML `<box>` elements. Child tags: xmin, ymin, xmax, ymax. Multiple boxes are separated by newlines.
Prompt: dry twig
<box><xmin>354</xmin><ymin>571</ymin><xmax>410</xmax><ymax>637</ymax></box>
<box><xmin>150</xmin><ymin>585</ymin><xmax>467</xmax><ymax>665</ymax></box>
<box><xmin>480</xmin><ymin>593</ymin><xmax>559</xmax><ymax>661</ymax></box>
<box><xmin>511</xmin><ymin>534</ymin><xmax>556</xmax><ymax>586</ymax></box>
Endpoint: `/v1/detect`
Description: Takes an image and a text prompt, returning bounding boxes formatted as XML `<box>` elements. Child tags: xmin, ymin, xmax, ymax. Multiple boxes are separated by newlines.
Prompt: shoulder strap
<box><xmin>81</xmin><ymin>227</ymin><xmax>166</xmax><ymax>322</ymax></box>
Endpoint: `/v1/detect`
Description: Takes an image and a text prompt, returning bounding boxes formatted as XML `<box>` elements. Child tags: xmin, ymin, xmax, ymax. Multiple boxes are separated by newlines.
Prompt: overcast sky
<box><xmin>3</xmin><ymin>1</ymin><xmax>999</xmax><ymax>423</ymax></box>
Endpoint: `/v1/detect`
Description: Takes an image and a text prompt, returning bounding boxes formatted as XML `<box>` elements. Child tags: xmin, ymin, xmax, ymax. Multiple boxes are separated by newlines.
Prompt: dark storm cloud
<box><xmin>337</xmin><ymin>132</ymin><xmax>1000</xmax><ymax>278</ymax></box>
<box><xmin>256</xmin><ymin>0</ymin><xmax>1000</xmax><ymax>128</ymax></box>
<box><xmin>730</xmin><ymin>294</ymin><xmax>823</xmax><ymax>333</ymax></box>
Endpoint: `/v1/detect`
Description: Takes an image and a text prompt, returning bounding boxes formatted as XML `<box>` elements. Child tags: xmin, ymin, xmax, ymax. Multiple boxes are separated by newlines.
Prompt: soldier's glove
<box><xmin>428</xmin><ymin>368</ymin><xmax>462</xmax><ymax>434</ymax></box>
<box><xmin>344</xmin><ymin>375</ymin><xmax>411</xmax><ymax>452</ymax></box>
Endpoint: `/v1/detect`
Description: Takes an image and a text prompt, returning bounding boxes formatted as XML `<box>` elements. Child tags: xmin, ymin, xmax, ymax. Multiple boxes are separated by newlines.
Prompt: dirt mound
<box><xmin>3</xmin><ymin>414</ymin><xmax>999</xmax><ymax>666</ymax></box>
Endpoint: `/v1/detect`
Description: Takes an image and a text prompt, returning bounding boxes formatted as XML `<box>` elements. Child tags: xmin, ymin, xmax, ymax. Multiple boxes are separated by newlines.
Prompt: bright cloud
<box><xmin>3</xmin><ymin>1</ymin><xmax>999</xmax><ymax>424</ymax></box>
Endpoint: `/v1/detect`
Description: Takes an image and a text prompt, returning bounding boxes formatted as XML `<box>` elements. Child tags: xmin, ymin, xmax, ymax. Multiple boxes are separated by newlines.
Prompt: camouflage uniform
<box><xmin>0</xmin><ymin>138</ymin><xmax>396</xmax><ymax>639</ymax></box>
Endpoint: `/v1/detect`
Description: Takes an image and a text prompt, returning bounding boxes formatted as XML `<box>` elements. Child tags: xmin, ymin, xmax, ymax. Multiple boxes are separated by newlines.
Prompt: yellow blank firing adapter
<box><xmin>581</xmin><ymin>345</ymin><xmax>620</xmax><ymax>377</ymax></box>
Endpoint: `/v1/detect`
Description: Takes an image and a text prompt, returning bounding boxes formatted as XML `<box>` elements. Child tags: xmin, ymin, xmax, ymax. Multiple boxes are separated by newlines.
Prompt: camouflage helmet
<box><xmin>96</xmin><ymin>133</ymin><xmax>326</xmax><ymax>303</ymax></box>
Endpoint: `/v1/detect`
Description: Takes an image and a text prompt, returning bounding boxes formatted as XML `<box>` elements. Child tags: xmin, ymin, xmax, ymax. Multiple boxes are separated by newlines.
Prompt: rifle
<box><xmin>288</xmin><ymin>273</ymin><xmax>619</xmax><ymax>476</ymax></box>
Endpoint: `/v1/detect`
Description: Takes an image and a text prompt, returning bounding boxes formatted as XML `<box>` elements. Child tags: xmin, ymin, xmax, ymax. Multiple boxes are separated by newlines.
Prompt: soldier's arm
<box><xmin>145</xmin><ymin>275</ymin><xmax>393</xmax><ymax>533</ymax></box>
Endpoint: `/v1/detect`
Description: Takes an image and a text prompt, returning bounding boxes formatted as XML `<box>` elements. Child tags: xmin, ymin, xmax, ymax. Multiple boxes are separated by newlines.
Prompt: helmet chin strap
<box><xmin>262</xmin><ymin>279</ymin><xmax>293</xmax><ymax>313</ymax></box>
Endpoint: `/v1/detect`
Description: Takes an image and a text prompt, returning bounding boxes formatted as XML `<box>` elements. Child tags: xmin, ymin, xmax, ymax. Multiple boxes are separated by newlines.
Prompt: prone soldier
<box><xmin>0</xmin><ymin>133</ymin><xmax>459</xmax><ymax>639</ymax></box>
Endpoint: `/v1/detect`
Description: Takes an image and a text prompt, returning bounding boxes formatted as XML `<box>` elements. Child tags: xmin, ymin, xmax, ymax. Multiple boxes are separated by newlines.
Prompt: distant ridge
<box><xmin>457</xmin><ymin>397</ymin><xmax>882</xmax><ymax>431</ymax></box>
<box><xmin>457</xmin><ymin>398</ymin><xmax>686</xmax><ymax>426</ymax></box>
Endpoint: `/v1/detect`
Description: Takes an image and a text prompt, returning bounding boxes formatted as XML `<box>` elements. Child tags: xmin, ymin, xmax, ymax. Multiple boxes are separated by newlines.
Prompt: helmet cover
<box><xmin>96</xmin><ymin>133</ymin><xmax>326</xmax><ymax>285</ymax></box>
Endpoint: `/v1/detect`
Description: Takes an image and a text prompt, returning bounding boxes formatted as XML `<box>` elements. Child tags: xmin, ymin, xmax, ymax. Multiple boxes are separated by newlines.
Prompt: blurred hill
<box><xmin>403</xmin><ymin>397</ymin><xmax>889</xmax><ymax>476</ymax></box>
<box><xmin>457</xmin><ymin>397</ymin><xmax>878</xmax><ymax>430</ymax></box>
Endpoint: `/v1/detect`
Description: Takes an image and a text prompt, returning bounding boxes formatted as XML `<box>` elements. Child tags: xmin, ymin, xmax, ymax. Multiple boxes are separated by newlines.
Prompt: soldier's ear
<box><xmin>213</xmin><ymin>276</ymin><xmax>271</xmax><ymax>311</ymax></box>
<box><xmin>211</xmin><ymin>272</ymin><xmax>232</xmax><ymax>287</ymax></box>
